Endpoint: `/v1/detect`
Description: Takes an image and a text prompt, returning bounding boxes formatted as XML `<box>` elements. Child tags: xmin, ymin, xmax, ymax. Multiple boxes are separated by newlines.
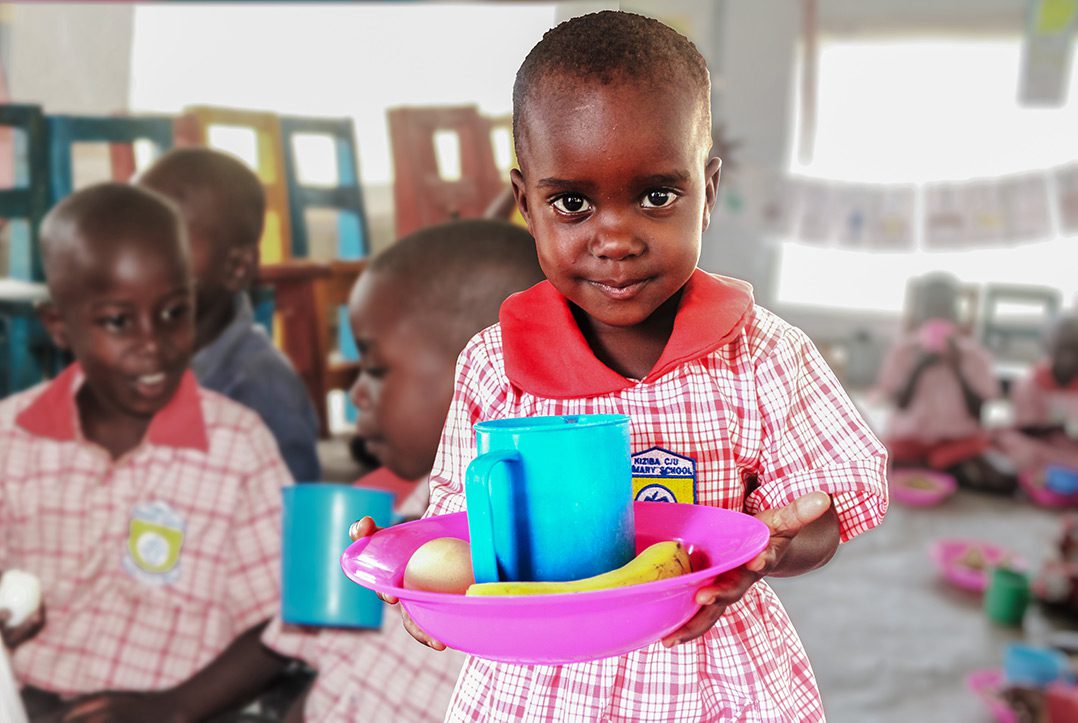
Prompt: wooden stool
<box><xmin>387</xmin><ymin>105</ymin><xmax>505</xmax><ymax>236</ymax></box>
<box><xmin>279</xmin><ymin>114</ymin><xmax>370</xmax><ymax>260</ymax></box>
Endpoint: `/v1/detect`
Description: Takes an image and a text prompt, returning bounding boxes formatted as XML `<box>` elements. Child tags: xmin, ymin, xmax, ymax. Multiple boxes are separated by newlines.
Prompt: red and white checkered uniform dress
<box><xmin>0</xmin><ymin>364</ymin><xmax>290</xmax><ymax>696</ymax></box>
<box><xmin>425</xmin><ymin>275</ymin><xmax>888</xmax><ymax>722</ymax></box>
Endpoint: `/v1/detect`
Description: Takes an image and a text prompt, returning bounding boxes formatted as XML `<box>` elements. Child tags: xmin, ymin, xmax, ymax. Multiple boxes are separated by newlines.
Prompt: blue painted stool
<box><xmin>0</xmin><ymin>104</ymin><xmax>56</xmax><ymax>395</ymax></box>
<box><xmin>45</xmin><ymin>113</ymin><xmax>174</xmax><ymax>204</ymax></box>
<box><xmin>279</xmin><ymin>115</ymin><xmax>370</xmax><ymax>260</ymax></box>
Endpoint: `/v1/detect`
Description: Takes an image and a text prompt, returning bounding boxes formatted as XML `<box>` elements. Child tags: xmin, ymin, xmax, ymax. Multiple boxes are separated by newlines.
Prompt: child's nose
<box><xmin>349</xmin><ymin>375</ymin><xmax>371</xmax><ymax>409</ymax></box>
<box><xmin>589</xmin><ymin>215</ymin><xmax>646</xmax><ymax>260</ymax></box>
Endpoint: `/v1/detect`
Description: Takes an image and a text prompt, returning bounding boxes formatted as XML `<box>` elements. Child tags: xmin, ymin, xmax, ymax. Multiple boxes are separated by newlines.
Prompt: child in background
<box><xmin>877</xmin><ymin>271</ymin><xmax>1013</xmax><ymax>493</ymax></box>
<box><xmin>0</xmin><ymin>183</ymin><xmax>292</xmax><ymax>719</ymax></box>
<box><xmin>995</xmin><ymin>312</ymin><xmax>1078</xmax><ymax>477</ymax></box>
<box><xmin>139</xmin><ymin>148</ymin><xmax>322</xmax><ymax>483</ymax></box>
<box><xmin>353</xmin><ymin>12</ymin><xmax>887</xmax><ymax>721</ymax></box>
<box><xmin>264</xmin><ymin>219</ymin><xmax>545</xmax><ymax>722</ymax></box>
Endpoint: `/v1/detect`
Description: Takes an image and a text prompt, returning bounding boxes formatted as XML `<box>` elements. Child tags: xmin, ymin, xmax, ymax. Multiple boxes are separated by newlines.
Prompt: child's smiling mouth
<box><xmin>133</xmin><ymin>371</ymin><xmax>170</xmax><ymax>399</ymax></box>
<box><xmin>588</xmin><ymin>277</ymin><xmax>650</xmax><ymax>300</ymax></box>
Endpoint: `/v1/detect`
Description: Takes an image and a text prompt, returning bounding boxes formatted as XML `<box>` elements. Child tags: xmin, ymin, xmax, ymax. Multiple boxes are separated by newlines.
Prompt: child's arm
<box><xmin>57</xmin><ymin>620</ymin><xmax>290</xmax><ymax>722</ymax></box>
<box><xmin>662</xmin><ymin>491</ymin><xmax>837</xmax><ymax>647</ymax></box>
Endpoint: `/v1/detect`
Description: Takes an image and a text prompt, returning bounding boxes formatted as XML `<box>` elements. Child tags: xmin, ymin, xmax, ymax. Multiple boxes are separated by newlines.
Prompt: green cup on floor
<box><xmin>984</xmin><ymin>566</ymin><xmax>1031</xmax><ymax>627</ymax></box>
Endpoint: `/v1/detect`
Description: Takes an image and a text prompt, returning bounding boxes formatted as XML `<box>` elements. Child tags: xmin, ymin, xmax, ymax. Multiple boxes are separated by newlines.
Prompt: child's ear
<box><xmin>222</xmin><ymin>244</ymin><xmax>259</xmax><ymax>293</ymax></box>
<box><xmin>701</xmin><ymin>156</ymin><xmax>723</xmax><ymax>231</ymax></box>
<box><xmin>36</xmin><ymin>301</ymin><xmax>71</xmax><ymax>350</ymax></box>
<box><xmin>509</xmin><ymin>169</ymin><xmax>533</xmax><ymax>232</ymax></box>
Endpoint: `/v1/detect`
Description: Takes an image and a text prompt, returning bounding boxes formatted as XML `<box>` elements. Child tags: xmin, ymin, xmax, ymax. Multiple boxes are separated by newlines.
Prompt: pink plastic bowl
<box><xmin>930</xmin><ymin>538</ymin><xmax>1018</xmax><ymax>593</ymax></box>
<box><xmin>1018</xmin><ymin>469</ymin><xmax>1078</xmax><ymax>509</ymax></box>
<box><xmin>965</xmin><ymin>669</ymin><xmax>1018</xmax><ymax>723</ymax></box>
<box><xmin>890</xmin><ymin>468</ymin><xmax>957</xmax><ymax>507</ymax></box>
<box><xmin>340</xmin><ymin>501</ymin><xmax>770</xmax><ymax>665</ymax></box>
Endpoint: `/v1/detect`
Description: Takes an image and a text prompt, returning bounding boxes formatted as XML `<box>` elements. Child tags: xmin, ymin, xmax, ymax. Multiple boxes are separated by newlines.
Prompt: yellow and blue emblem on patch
<box><xmin>631</xmin><ymin>446</ymin><xmax>697</xmax><ymax>504</ymax></box>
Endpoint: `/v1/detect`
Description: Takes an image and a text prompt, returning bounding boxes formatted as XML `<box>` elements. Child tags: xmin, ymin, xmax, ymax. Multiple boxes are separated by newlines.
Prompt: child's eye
<box><xmin>359</xmin><ymin>365</ymin><xmax>388</xmax><ymax>380</ymax></box>
<box><xmin>160</xmin><ymin>303</ymin><xmax>190</xmax><ymax>323</ymax></box>
<box><xmin>551</xmin><ymin>194</ymin><xmax>592</xmax><ymax>215</ymax></box>
<box><xmin>641</xmin><ymin>189</ymin><xmax>677</xmax><ymax>209</ymax></box>
<box><xmin>99</xmin><ymin>314</ymin><xmax>131</xmax><ymax>333</ymax></box>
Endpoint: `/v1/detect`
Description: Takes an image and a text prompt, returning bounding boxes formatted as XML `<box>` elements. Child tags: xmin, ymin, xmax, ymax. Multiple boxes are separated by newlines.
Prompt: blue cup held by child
<box><xmin>281</xmin><ymin>483</ymin><xmax>394</xmax><ymax>628</ymax></box>
<box><xmin>465</xmin><ymin>414</ymin><xmax>636</xmax><ymax>584</ymax></box>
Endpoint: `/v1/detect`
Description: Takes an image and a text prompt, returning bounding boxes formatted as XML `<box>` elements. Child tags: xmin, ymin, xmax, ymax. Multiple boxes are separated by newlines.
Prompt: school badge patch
<box><xmin>631</xmin><ymin>447</ymin><xmax>697</xmax><ymax>504</ymax></box>
<box><xmin>123</xmin><ymin>501</ymin><xmax>186</xmax><ymax>585</ymax></box>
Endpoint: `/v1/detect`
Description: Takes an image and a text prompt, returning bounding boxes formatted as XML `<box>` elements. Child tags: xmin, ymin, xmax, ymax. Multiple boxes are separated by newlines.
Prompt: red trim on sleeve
<box><xmin>500</xmin><ymin>268</ymin><xmax>754</xmax><ymax>398</ymax></box>
<box><xmin>15</xmin><ymin>362</ymin><xmax>209</xmax><ymax>451</ymax></box>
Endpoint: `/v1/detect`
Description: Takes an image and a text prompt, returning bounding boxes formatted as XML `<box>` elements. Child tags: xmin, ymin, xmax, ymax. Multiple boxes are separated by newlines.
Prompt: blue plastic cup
<box><xmin>281</xmin><ymin>483</ymin><xmax>394</xmax><ymax>628</ymax></box>
<box><xmin>465</xmin><ymin>414</ymin><xmax>636</xmax><ymax>584</ymax></box>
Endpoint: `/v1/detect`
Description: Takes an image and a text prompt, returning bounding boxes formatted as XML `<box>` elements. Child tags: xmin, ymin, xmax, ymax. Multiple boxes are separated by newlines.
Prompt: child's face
<box><xmin>511</xmin><ymin>77</ymin><xmax>720</xmax><ymax>333</ymax></box>
<box><xmin>348</xmin><ymin>273</ymin><xmax>454</xmax><ymax>481</ymax></box>
<box><xmin>44</xmin><ymin>235</ymin><xmax>195</xmax><ymax>423</ymax></box>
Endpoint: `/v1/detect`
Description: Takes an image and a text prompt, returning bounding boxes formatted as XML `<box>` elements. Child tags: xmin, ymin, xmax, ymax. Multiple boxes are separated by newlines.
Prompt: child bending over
<box><xmin>354</xmin><ymin>12</ymin><xmax>887</xmax><ymax>722</ymax></box>
<box><xmin>263</xmin><ymin>219</ymin><xmax>544</xmax><ymax>722</ymax></box>
<box><xmin>0</xmin><ymin>183</ymin><xmax>292</xmax><ymax>720</ymax></box>
<box><xmin>877</xmin><ymin>272</ymin><xmax>1013</xmax><ymax>493</ymax></box>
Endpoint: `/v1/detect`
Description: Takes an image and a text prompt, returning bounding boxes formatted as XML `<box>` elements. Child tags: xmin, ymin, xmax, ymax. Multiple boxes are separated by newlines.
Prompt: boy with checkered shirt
<box><xmin>0</xmin><ymin>183</ymin><xmax>292</xmax><ymax>719</ymax></box>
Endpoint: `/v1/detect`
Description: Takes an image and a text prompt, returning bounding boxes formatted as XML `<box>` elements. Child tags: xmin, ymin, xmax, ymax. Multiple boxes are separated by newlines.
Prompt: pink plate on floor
<box><xmin>1019</xmin><ymin>469</ymin><xmax>1078</xmax><ymax>509</ymax></box>
<box><xmin>890</xmin><ymin>468</ymin><xmax>957</xmax><ymax>507</ymax></box>
<box><xmin>930</xmin><ymin>538</ymin><xmax>1019</xmax><ymax>593</ymax></box>
<box><xmin>966</xmin><ymin>669</ymin><xmax>1018</xmax><ymax>723</ymax></box>
<box><xmin>340</xmin><ymin>501</ymin><xmax>770</xmax><ymax>665</ymax></box>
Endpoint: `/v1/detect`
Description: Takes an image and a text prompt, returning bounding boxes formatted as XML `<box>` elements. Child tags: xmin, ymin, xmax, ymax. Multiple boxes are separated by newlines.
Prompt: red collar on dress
<box><xmin>500</xmin><ymin>268</ymin><xmax>754</xmax><ymax>399</ymax></box>
<box><xmin>15</xmin><ymin>362</ymin><xmax>210</xmax><ymax>451</ymax></box>
<box><xmin>1033</xmin><ymin>361</ymin><xmax>1078</xmax><ymax>392</ymax></box>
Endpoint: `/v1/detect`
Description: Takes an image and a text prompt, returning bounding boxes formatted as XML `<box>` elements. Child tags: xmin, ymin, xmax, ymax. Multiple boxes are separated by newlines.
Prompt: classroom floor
<box><xmin>772</xmin><ymin>485</ymin><xmax>1069</xmax><ymax>723</ymax></box>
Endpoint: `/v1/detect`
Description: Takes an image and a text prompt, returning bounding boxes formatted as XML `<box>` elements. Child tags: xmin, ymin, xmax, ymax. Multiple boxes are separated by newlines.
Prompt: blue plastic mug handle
<box><xmin>465</xmin><ymin>449</ymin><xmax>521</xmax><ymax>583</ymax></box>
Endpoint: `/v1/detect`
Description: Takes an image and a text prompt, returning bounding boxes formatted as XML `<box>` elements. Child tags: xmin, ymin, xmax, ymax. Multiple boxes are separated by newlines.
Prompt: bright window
<box><xmin>779</xmin><ymin>38</ymin><xmax>1078</xmax><ymax>312</ymax></box>
<box><xmin>129</xmin><ymin>4</ymin><xmax>557</xmax><ymax>185</ymax></box>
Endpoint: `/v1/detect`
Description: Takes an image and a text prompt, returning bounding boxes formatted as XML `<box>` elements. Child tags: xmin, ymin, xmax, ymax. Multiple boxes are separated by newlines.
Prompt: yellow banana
<box><xmin>466</xmin><ymin>540</ymin><xmax>691</xmax><ymax>596</ymax></box>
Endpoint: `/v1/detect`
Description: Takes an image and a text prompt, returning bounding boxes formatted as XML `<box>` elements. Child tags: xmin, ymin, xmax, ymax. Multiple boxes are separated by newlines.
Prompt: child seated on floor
<box><xmin>995</xmin><ymin>312</ymin><xmax>1078</xmax><ymax>481</ymax></box>
<box><xmin>139</xmin><ymin>147</ymin><xmax>322</xmax><ymax>483</ymax></box>
<box><xmin>262</xmin><ymin>218</ymin><xmax>545</xmax><ymax>722</ymax></box>
<box><xmin>877</xmin><ymin>271</ymin><xmax>1014</xmax><ymax>493</ymax></box>
<box><xmin>351</xmin><ymin>11</ymin><xmax>889</xmax><ymax>721</ymax></box>
<box><xmin>0</xmin><ymin>183</ymin><xmax>292</xmax><ymax>720</ymax></box>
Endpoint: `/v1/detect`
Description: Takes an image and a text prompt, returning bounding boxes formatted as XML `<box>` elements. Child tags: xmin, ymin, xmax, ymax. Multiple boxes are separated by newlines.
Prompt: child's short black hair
<box><xmin>139</xmin><ymin>147</ymin><xmax>264</xmax><ymax>250</ymax></box>
<box><xmin>40</xmin><ymin>182</ymin><xmax>187</xmax><ymax>299</ymax></box>
<box><xmin>512</xmin><ymin>10</ymin><xmax>711</xmax><ymax>157</ymax></box>
<box><xmin>363</xmin><ymin>218</ymin><xmax>544</xmax><ymax>355</ymax></box>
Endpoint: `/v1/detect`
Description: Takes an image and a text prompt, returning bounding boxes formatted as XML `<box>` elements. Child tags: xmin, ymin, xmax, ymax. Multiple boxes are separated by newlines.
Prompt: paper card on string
<box><xmin>998</xmin><ymin>172</ymin><xmax>1052</xmax><ymax>242</ymax></box>
<box><xmin>1054</xmin><ymin>162</ymin><xmax>1078</xmax><ymax>233</ymax></box>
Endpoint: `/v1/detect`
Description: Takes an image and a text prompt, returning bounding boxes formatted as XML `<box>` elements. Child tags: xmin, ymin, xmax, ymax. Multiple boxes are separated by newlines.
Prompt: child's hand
<box><xmin>0</xmin><ymin>602</ymin><xmax>45</xmax><ymax>649</ymax></box>
<box><xmin>57</xmin><ymin>690</ymin><xmax>187</xmax><ymax>723</ymax></box>
<box><xmin>347</xmin><ymin>515</ymin><xmax>448</xmax><ymax>651</ymax></box>
<box><xmin>662</xmin><ymin>492</ymin><xmax>835</xmax><ymax>647</ymax></box>
<box><xmin>347</xmin><ymin>516</ymin><xmax>398</xmax><ymax>604</ymax></box>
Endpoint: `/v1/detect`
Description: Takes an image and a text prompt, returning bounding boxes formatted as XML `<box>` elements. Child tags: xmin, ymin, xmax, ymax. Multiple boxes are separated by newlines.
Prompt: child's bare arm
<box><xmin>662</xmin><ymin>492</ymin><xmax>838</xmax><ymax>647</ymax></box>
<box><xmin>58</xmin><ymin>620</ymin><xmax>290</xmax><ymax>722</ymax></box>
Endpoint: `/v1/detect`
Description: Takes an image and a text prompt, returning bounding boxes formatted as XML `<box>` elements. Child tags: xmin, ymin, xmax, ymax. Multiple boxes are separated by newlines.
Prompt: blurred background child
<box><xmin>877</xmin><ymin>271</ymin><xmax>1014</xmax><ymax>493</ymax></box>
<box><xmin>264</xmin><ymin>218</ymin><xmax>544</xmax><ymax>722</ymax></box>
<box><xmin>139</xmin><ymin>147</ymin><xmax>322</xmax><ymax>483</ymax></box>
<box><xmin>995</xmin><ymin>312</ymin><xmax>1078</xmax><ymax>477</ymax></box>
<box><xmin>0</xmin><ymin>183</ymin><xmax>292</xmax><ymax>720</ymax></box>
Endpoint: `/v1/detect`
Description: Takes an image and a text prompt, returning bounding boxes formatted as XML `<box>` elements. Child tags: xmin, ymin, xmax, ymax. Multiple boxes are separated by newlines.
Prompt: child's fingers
<box><xmin>662</xmin><ymin>568</ymin><xmax>758</xmax><ymax>646</ymax></box>
<box><xmin>348</xmin><ymin>516</ymin><xmax>380</xmax><ymax>541</ymax></box>
<box><xmin>759</xmin><ymin>491</ymin><xmax>831</xmax><ymax>539</ymax></box>
<box><xmin>400</xmin><ymin>606</ymin><xmax>446</xmax><ymax>651</ymax></box>
<box><xmin>377</xmin><ymin>591</ymin><xmax>399</xmax><ymax>605</ymax></box>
